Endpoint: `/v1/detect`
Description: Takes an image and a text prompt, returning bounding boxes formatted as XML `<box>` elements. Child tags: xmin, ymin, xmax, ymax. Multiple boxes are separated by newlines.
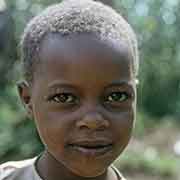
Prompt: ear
<box><xmin>17</xmin><ymin>81</ymin><xmax>33</xmax><ymax>118</ymax></box>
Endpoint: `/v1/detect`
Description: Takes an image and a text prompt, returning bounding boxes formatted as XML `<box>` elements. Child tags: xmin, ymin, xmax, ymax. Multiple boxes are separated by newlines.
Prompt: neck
<box><xmin>36</xmin><ymin>150</ymin><xmax>115</xmax><ymax>180</ymax></box>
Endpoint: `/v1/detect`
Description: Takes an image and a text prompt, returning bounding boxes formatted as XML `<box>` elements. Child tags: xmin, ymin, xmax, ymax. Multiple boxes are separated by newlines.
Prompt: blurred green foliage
<box><xmin>0</xmin><ymin>0</ymin><xmax>179</xmax><ymax>172</ymax></box>
<box><xmin>115</xmin><ymin>150</ymin><xmax>180</xmax><ymax>178</ymax></box>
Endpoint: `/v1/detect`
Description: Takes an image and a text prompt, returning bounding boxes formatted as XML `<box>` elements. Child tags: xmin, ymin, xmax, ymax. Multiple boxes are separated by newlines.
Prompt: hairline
<box><xmin>27</xmin><ymin>31</ymin><xmax>134</xmax><ymax>83</ymax></box>
<box><xmin>21</xmin><ymin>0</ymin><xmax>139</xmax><ymax>82</ymax></box>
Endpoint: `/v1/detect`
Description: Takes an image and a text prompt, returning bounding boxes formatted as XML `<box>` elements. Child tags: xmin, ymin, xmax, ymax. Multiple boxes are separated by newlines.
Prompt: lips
<box><xmin>67</xmin><ymin>140</ymin><xmax>113</xmax><ymax>156</ymax></box>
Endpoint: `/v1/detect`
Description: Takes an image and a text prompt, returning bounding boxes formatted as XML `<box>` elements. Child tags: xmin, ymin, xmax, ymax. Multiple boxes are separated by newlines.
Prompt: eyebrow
<box><xmin>105</xmin><ymin>80</ymin><xmax>135</xmax><ymax>88</ymax></box>
<box><xmin>47</xmin><ymin>80</ymin><xmax>77</xmax><ymax>90</ymax></box>
<box><xmin>47</xmin><ymin>80</ymin><xmax>135</xmax><ymax>91</ymax></box>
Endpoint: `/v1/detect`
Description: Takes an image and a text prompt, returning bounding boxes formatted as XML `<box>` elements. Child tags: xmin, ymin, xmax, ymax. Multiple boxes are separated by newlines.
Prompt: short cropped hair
<box><xmin>21</xmin><ymin>0</ymin><xmax>139</xmax><ymax>82</ymax></box>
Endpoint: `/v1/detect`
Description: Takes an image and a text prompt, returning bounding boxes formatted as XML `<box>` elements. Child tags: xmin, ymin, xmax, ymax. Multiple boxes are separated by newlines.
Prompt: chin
<box><xmin>70</xmin><ymin>167</ymin><xmax>107</xmax><ymax>178</ymax></box>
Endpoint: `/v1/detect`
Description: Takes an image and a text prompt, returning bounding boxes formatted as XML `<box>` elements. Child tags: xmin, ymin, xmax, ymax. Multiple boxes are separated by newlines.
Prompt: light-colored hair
<box><xmin>21</xmin><ymin>0</ymin><xmax>139</xmax><ymax>81</ymax></box>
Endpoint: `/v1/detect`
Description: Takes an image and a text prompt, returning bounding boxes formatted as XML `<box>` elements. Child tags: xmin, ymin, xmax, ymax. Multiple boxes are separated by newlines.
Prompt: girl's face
<box><xmin>20</xmin><ymin>33</ymin><xmax>136</xmax><ymax>177</ymax></box>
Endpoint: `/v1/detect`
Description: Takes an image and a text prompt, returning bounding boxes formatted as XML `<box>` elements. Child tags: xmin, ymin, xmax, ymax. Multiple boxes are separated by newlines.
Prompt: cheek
<box><xmin>111</xmin><ymin>108</ymin><xmax>135</xmax><ymax>145</ymax></box>
<box><xmin>33</xmin><ymin>109</ymin><xmax>73</xmax><ymax>148</ymax></box>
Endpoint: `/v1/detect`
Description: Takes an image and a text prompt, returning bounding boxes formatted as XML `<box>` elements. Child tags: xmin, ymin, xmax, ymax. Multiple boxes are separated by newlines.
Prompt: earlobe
<box><xmin>17</xmin><ymin>81</ymin><xmax>33</xmax><ymax>117</ymax></box>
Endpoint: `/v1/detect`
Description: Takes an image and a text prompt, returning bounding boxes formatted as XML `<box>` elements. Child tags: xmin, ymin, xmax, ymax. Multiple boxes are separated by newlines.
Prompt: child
<box><xmin>0</xmin><ymin>0</ymin><xmax>139</xmax><ymax>179</ymax></box>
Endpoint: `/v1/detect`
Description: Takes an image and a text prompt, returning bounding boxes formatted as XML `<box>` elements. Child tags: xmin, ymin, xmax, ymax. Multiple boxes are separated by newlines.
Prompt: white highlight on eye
<box><xmin>107</xmin><ymin>92</ymin><xmax>128</xmax><ymax>102</ymax></box>
<box><xmin>53</xmin><ymin>93</ymin><xmax>75</xmax><ymax>103</ymax></box>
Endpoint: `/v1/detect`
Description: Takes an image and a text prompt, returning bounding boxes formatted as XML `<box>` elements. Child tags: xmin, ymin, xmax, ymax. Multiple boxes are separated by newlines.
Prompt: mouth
<box><xmin>67</xmin><ymin>140</ymin><xmax>113</xmax><ymax>156</ymax></box>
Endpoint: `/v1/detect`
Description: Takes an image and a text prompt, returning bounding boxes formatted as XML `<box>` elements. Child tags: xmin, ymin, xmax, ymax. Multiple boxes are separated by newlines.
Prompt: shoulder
<box><xmin>111</xmin><ymin>165</ymin><xmax>127</xmax><ymax>180</ymax></box>
<box><xmin>0</xmin><ymin>158</ymin><xmax>36</xmax><ymax>180</ymax></box>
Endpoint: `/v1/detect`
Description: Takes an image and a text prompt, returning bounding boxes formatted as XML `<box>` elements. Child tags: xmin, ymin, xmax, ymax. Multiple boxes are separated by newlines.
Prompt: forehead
<box><xmin>39</xmin><ymin>33</ymin><xmax>133</xmax><ymax>67</ymax></box>
<box><xmin>35</xmin><ymin>33</ymin><xmax>134</xmax><ymax>86</ymax></box>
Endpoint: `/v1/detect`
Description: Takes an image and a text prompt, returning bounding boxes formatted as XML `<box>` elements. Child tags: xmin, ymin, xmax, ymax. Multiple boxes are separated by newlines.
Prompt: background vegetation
<box><xmin>0</xmin><ymin>0</ymin><xmax>179</xmax><ymax>179</ymax></box>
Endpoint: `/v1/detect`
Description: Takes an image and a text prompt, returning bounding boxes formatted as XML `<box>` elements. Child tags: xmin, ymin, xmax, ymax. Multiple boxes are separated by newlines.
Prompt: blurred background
<box><xmin>0</xmin><ymin>0</ymin><xmax>179</xmax><ymax>179</ymax></box>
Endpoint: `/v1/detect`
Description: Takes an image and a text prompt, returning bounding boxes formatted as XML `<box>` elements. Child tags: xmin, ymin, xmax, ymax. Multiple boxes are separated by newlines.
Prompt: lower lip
<box><xmin>68</xmin><ymin>145</ymin><xmax>113</xmax><ymax>156</ymax></box>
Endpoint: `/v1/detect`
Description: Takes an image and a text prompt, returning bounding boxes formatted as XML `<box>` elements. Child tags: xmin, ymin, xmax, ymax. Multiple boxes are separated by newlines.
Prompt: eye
<box><xmin>49</xmin><ymin>93</ymin><xmax>78</xmax><ymax>104</ymax></box>
<box><xmin>105</xmin><ymin>91</ymin><xmax>129</xmax><ymax>103</ymax></box>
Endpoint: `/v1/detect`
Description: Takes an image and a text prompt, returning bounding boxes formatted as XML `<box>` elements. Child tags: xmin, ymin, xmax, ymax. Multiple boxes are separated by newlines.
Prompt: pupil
<box><xmin>112</xmin><ymin>93</ymin><xmax>121</xmax><ymax>100</ymax></box>
<box><xmin>60</xmin><ymin>94</ymin><xmax>67</xmax><ymax>102</ymax></box>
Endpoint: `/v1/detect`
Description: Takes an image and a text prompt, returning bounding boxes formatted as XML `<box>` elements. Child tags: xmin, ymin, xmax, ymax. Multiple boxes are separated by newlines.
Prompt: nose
<box><xmin>76</xmin><ymin>111</ymin><xmax>110</xmax><ymax>131</ymax></box>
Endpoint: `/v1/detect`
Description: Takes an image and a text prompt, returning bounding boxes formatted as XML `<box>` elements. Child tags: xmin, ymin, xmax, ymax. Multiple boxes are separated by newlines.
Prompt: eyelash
<box><xmin>48</xmin><ymin>93</ymin><xmax>78</xmax><ymax>104</ymax></box>
<box><xmin>104</xmin><ymin>91</ymin><xmax>130</xmax><ymax>103</ymax></box>
<box><xmin>47</xmin><ymin>91</ymin><xmax>130</xmax><ymax>105</ymax></box>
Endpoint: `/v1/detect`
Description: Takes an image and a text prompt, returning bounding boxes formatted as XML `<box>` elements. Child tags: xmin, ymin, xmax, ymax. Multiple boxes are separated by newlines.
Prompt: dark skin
<box><xmin>18</xmin><ymin>33</ymin><xmax>136</xmax><ymax>180</ymax></box>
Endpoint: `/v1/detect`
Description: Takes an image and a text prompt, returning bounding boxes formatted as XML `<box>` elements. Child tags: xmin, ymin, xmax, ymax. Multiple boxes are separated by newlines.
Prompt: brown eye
<box><xmin>105</xmin><ymin>92</ymin><xmax>129</xmax><ymax>103</ymax></box>
<box><xmin>50</xmin><ymin>93</ymin><xmax>78</xmax><ymax>104</ymax></box>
